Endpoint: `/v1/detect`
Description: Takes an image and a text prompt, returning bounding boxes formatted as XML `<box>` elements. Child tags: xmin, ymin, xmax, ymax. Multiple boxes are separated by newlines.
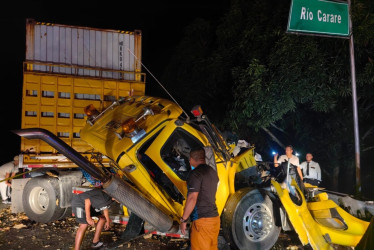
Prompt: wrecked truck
<box><xmin>13</xmin><ymin>96</ymin><xmax>371</xmax><ymax>249</ymax></box>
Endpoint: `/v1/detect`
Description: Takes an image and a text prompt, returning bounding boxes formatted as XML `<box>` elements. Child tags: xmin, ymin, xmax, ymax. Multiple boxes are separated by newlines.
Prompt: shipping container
<box><xmin>25</xmin><ymin>19</ymin><xmax>142</xmax><ymax>80</ymax></box>
<box><xmin>21</xmin><ymin>19</ymin><xmax>146</xmax><ymax>158</ymax></box>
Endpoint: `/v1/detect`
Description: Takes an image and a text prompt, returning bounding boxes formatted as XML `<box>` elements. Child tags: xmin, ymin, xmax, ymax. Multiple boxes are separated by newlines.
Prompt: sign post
<box><xmin>287</xmin><ymin>0</ymin><xmax>361</xmax><ymax>191</ymax></box>
<box><xmin>347</xmin><ymin>0</ymin><xmax>360</xmax><ymax>191</ymax></box>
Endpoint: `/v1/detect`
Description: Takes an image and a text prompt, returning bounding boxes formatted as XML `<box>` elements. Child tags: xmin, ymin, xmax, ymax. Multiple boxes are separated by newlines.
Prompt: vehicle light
<box><xmin>191</xmin><ymin>105</ymin><xmax>203</xmax><ymax>118</ymax></box>
<box><xmin>84</xmin><ymin>104</ymin><xmax>99</xmax><ymax>118</ymax></box>
<box><xmin>122</xmin><ymin>118</ymin><xmax>136</xmax><ymax>134</ymax></box>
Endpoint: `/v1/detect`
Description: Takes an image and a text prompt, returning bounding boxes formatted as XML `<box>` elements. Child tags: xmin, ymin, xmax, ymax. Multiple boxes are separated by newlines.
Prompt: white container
<box><xmin>25</xmin><ymin>19</ymin><xmax>142</xmax><ymax>80</ymax></box>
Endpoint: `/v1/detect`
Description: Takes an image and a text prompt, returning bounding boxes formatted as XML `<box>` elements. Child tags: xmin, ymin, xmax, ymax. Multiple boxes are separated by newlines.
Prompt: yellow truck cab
<box><xmin>80</xmin><ymin>96</ymin><xmax>239</xmax><ymax>220</ymax></box>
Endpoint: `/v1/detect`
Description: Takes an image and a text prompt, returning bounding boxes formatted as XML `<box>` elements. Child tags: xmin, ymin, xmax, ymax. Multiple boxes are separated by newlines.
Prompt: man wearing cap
<box><xmin>0</xmin><ymin>156</ymin><xmax>19</xmax><ymax>204</ymax></box>
<box><xmin>300</xmin><ymin>153</ymin><xmax>321</xmax><ymax>186</ymax></box>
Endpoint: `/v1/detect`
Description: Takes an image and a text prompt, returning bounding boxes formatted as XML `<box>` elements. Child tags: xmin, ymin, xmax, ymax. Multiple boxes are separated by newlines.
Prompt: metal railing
<box><xmin>23</xmin><ymin>61</ymin><xmax>146</xmax><ymax>83</ymax></box>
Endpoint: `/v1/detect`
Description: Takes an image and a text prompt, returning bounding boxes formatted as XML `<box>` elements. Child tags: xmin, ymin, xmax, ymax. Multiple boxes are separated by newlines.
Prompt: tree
<box><xmin>162</xmin><ymin>0</ymin><xmax>374</xmax><ymax>196</ymax></box>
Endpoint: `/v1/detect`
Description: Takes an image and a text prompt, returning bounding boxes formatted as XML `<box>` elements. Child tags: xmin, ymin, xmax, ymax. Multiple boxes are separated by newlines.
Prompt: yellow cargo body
<box><xmin>21</xmin><ymin>68</ymin><xmax>145</xmax><ymax>155</ymax></box>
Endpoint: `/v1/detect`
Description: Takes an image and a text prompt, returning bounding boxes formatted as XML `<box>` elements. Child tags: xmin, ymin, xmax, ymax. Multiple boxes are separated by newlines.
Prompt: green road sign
<box><xmin>287</xmin><ymin>0</ymin><xmax>349</xmax><ymax>37</ymax></box>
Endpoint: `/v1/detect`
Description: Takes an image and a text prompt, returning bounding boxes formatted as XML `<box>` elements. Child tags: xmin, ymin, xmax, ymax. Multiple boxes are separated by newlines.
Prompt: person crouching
<box><xmin>72</xmin><ymin>188</ymin><xmax>114</xmax><ymax>249</ymax></box>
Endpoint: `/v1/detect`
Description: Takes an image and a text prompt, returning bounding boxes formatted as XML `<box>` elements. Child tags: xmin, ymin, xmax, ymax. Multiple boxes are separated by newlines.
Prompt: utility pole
<box><xmin>347</xmin><ymin>0</ymin><xmax>361</xmax><ymax>192</ymax></box>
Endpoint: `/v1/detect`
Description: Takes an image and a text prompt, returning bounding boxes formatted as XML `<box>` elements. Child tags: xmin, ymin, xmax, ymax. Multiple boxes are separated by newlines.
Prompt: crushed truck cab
<box><xmin>80</xmin><ymin>96</ymin><xmax>254</xmax><ymax>222</ymax></box>
<box><xmin>14</xmin><ymin>95</ymin><xmax>371</xmax><ymax>249</ymax></box>
<box><xmin>272</xmin><ymin>179</ymin><xmax>369</xmax><ymax>249</ymax></box>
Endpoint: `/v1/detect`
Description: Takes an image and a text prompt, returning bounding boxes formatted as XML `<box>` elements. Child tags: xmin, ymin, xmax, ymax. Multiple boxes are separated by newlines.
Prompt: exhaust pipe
<box><xmin>12</xmin><ymin>128</ymin><xmax>110</xmax><ymax>183</ymax></box>
<box><xmin>103</xmin><ymin>176</ymin><xmax>173</xmax><ymax>232</ymax></box>
<box><xmin>13</xmin><ymin>128</ymin><xmax>174</xmax><ymax>232</ymax></box>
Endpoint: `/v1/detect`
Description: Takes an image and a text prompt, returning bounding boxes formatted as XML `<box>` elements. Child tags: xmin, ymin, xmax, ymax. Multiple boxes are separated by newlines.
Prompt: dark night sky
<box><xmin>0</xmin><ymin>1</ymin><xmax>228</xmax><ymax>163</ymax></box>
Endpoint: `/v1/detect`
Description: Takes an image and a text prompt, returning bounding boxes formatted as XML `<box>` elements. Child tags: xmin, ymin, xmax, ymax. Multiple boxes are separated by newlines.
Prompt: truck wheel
<box><xmin>23</xmin><ymin>177</ymin><xmax>65</xmax><ymax>223</ymax></box>
<box><xmin>57</xmin><ymin>207</ymin><xmax>72</xmax><ymax>220</ymax></box>
<box><xmin>222</xmin><ymin>188</ymin><xmax>280</xmax><ymax>250</ymax></box>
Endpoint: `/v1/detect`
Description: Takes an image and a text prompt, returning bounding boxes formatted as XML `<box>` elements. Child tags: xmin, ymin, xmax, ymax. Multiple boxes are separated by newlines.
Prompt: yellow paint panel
<box><xmin>310</xmin><ymin>209</ymin><xmax>332</xmax><ymax>219</ymax></box>
<box><xmin>308</xmin><ymin>200</ymin><xmax>338</xmax><ymax>211</ymax></box>
<box><xmin>73</xmin><ymin>86</ymin><xmax>100</xmax><ymax>95</ymax></box>
<box><xmin>272</xmin><ymin>179</ymin><xmax>368</xmax><ymax>248</ymax></box>
<box><xmin>41</xmin><ymin>75</ymin><xmax>57</xmax><ymax>84</ymax></box>
<box><xmin>119</xmin><ymin>90</ymin><xmax>131</xmax><ymax>97</ymax></box>
<box><xmin>41</xmin><ymin>83</ymin><xmax>57</xmax><ymax>91</ymax></box>
<box><xmin>73</xmin><ymin>119</ymin><xmax>86</xmax><ymax>127</ymax></box>
<box><xmin>272</xmin><ymin>179</ymin><xmax>332</xmax><ymax>249</ymax></box>
<box><xmin>25</xmin><ymin>82</ymin><xmax>40</xmax><ymax>91</ymax></box>
<box><xmin>103</xmin><ymin>89</ymin><xmax>116</xmax><ymax>95</ymax></box>
<box><xmin>24</xmin><ymin>74</ymin><xmax>40</xmax><ymax>83</ymax></box>
<box><xmin>103</xmin><ymin>80</ymin><xmax>117</xmax><ymax>89</ymax></box>
<box><xmin>118</xmin><ymin>82</ymin><xmax>132</xmax><ymax>90</ymax></box>
<box><xmin>58</xmin><ymin>85</ymin><xmax>72</xmax><ymax>92</ymax></box>
<box><xmin>57</xmin><ymin>77</ymin><xmax>73</xmax><ymax>85</ymax></box>
<box><xmin>131</xmin><ymin>82</ymin><xmax>145</xmax><ymax>94</ymax></box>
<box><xmin>215</xmin><ymin>162</ymin><xmax>230</xmax><ymax>214</ymax></box>
<box><xmin>57</xmin><ymin>98</ymin><xmax>72</xmax><ymax>107</ymax></box>
<box><xmin>73</xmin><ymin>100</ymin><xmax>101</xmax><ymax>108</ymax></box>
<box><xmin>21</xmin><ymin>72</ymin><xmax>145</xmax><ymax>154</ymax></box>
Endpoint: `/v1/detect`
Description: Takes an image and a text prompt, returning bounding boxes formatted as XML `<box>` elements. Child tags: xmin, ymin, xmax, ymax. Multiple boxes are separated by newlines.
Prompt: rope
<box><xmin>127</xmin><ymin>48</ymin><xmax>190</xmax><ymax>119</ymax></box>
<box><xmin>0</xmin><ymin>167</ymin><xmax>43</xmax><ymax>183</ymax></box>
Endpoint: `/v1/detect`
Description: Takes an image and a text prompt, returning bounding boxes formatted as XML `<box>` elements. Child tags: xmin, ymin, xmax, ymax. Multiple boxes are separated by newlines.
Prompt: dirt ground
<box><xmin>0</xmin><ymin>202</ymin><xmax>304</xmax><ymax>250</ymax></box>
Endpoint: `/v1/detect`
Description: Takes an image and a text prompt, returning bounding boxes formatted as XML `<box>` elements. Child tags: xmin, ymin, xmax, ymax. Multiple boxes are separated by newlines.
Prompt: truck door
<box><xmin>144</xmin><ymin>120</ymin><xmax>208</xmax><ymax>198</ymax></box>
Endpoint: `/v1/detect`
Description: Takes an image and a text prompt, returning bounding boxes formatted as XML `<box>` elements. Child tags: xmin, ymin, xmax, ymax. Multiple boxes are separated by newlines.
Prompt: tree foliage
<box><xmin>162</xmin><ymin>0</ymin><xmax>374</xmax><ymax>196</ymax></box>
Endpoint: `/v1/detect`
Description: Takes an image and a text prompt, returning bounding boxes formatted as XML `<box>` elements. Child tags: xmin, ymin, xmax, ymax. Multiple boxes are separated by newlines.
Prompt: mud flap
<box><xmin>271</xmin><ymin>179</ymin><xmax>333</xmax><ymax>250</ymax></box>
<box><xmin>120</xmin><ymin>213</ymin><xmax>145</xmax><ymax>241</ymax></box>
<box><xmin>11</xmin><ymin>178</ymin><xmax>30</xmax><ymax>213</ymax></box>
<box><xmin>107</xmin><ymin>213</ymin><xmax>145</xmax><ymax>249</ymax></box>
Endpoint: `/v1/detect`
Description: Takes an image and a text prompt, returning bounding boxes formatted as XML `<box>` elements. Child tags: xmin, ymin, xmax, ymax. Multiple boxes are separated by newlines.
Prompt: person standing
<box><xmin>180</xmin><ymin>147</ymin><xmax>220</xmax><ymax>250</ymax></box>
<box><xmin>72</xmin><ymin>188</ymin><xmax>113</xmax><ymax>249</ymax></box>
<box><xmin>0</xmin><ymin>155</ymin><xmax>19</xmax><ymax>204</ymax></box>
<box><xmin>274</xmin><ymin>145</ymin><xmax>303</xmax><ymax>185</ymax></box>
<box><xmin>300</xmin><ymin>153</ymin><xmax>321</xmax><ymax>186</ymax></box>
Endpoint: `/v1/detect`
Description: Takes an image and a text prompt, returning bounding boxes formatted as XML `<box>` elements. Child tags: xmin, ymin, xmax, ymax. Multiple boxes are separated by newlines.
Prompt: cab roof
<box><xmin>80</xmin><ymin>96</ymin><xmax>184</xmax><ymax>160</ymax></box>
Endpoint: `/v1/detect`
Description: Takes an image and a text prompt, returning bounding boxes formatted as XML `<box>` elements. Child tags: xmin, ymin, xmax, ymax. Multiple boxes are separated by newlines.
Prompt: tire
<box><xmin>222</xmin><ymin>188</ymin><xmax>281</xmax><ymax>250</ymax></box>
<box><xmin>23</xmin><ymin>177</ymin><xmax>65</xmax><ymax>223</ymax></box>
<box><xmin>57</xmin><ymin>206</ymin><xmax>72</xmax><ymax>220</ymax></box>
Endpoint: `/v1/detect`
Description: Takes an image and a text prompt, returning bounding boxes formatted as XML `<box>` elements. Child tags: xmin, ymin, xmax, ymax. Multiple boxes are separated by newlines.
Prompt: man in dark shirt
<box><xmin>180</xmin><ymin>147</ymin><xmax>220</xmax><ymax>250</ymax></box>
<box><xmin>72</xmin><ymin>188</ymin><xmax>113</xmax><ymax>249</ymax></box>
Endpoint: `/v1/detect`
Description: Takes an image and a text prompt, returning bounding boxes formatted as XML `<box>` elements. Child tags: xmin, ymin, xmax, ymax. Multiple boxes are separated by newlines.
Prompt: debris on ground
<box><xmin>0</xmin><ymin>204</ymin><xmax>304</xmax><ymax>249</ymax></box>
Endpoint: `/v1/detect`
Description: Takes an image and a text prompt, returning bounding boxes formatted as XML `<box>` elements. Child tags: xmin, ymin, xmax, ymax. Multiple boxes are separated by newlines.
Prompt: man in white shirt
<box><xmin>0</xmin><ymin>156</ymin><xmax>19</xmax><ymax>204</ymax></box>
<box><xmin>274</xmin><ymin>145</ymin><xmax>304</xmax><ymax>185</ymax></box>
<box><xmin>300</xmin><ymin>153</ymin><xmax>321</xmax><ymax>186</ymax></box>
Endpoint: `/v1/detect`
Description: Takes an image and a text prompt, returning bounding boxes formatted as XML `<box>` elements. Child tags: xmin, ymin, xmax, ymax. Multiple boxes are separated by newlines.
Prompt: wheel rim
<box><xmin>242</xmin><ymin>203</ymin><xmax>273</xmax><ymax>242</ymax></box>
<box><xmin>28</xmin><ymin>187</ymin><xmax>49</xmax><ymax>214</ymax></box>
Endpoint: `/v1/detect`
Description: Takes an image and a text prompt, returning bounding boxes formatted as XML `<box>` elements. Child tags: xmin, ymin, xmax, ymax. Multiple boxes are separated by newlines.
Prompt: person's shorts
<box><xmin>72</xmin><ymin>206</ymin><xmax>102</xmax><ymax>224</ymax></box>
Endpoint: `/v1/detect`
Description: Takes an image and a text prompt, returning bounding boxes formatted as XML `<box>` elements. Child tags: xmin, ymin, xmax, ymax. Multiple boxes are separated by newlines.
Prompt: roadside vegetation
<box><xmin>161</xmin><ymin>0</ymin><xmax>374</xmax><ymax>197</ymax></box>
